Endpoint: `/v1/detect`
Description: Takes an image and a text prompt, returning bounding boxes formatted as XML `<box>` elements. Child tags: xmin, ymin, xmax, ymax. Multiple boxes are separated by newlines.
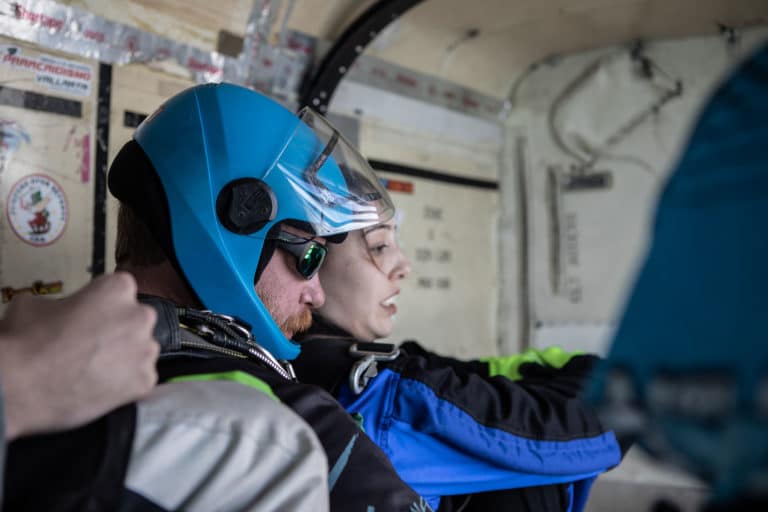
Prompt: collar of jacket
<box><xmin>295</xmin><ymin>314</ymin><xmax>410</xmax><ymax>394</ymax></box>
<box><xmin>295</xmin><ymin>313</ymin><xmax>355</xmax><ymax>341</ymax></box>
<box><xmin>292</xmin><ymin>332</ymin><xmax>359</xmax><ymax>394</ymax></box>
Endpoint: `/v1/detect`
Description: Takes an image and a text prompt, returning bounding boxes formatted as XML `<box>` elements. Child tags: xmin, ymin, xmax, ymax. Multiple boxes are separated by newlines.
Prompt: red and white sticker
<box><xmin>6</xmin><ymin>173</ymin><xmax>68</xmax><ymax>246</ymax></box>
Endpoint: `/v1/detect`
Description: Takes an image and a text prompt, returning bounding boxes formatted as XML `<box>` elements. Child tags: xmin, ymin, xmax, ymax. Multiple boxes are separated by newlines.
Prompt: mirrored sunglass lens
<box><xmin>298</xmin><ymin>244</ymin><xmax>326</xmax><ymax>278</ymax></box>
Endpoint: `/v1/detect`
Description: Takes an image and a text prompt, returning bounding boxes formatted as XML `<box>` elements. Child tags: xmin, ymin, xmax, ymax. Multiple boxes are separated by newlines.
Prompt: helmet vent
<box><xmin>216</xmin><ymin>178</ymin><xmax>276</xmax><ymax>234</ymax></box>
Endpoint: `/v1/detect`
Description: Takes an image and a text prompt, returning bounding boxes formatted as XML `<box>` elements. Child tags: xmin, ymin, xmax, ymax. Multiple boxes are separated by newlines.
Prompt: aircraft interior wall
<box><xmin>329</xmin><ymin>80</ymin><xmax>503</xmax><ymax>357</ymax></box>
<box><xmin>503</xmin><ymin>27</ymin><xmax>768</xmax><ymax>357</ymax></box>
<box><xmin>0</xmin><ymin>35</ymin><xmax>98</xmax><ymax>313</ymax></box>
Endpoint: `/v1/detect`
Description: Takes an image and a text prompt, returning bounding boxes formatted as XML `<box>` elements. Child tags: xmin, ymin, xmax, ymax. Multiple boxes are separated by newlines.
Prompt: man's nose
<box><xmin>301</xmin><ymin>274</ymin><xmax>326</xmax><ymax>308</ymax></box>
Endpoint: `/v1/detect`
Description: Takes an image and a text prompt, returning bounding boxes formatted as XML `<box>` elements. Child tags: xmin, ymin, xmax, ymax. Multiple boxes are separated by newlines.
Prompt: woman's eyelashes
<box><xmin>369</xmin><ymin>243</ymin><xmax>388</xmax><ymax>255</ymax></box>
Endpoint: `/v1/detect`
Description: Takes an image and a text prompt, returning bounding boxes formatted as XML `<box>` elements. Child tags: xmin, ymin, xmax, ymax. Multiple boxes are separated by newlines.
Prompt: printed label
<box><xmin>1</xmin><ymin>47</ymin><xmax>93</xmax><ymax>96</ymax></box>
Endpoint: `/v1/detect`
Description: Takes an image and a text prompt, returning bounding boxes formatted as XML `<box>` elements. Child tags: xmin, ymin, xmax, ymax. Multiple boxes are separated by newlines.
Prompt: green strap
<box><xmin>482</xmin><ymin>346</ymin><xmax>583</xmax><ymax>381</ymax></box>
<box><xmin>351</xmin><ymin>412</ymin><xmax>366</xmax><ymax>433</ymax></box>
<box><xmin>169</xmin><ymin>371</ymin><xmax>279</xmax><ymax>402</ymax></box>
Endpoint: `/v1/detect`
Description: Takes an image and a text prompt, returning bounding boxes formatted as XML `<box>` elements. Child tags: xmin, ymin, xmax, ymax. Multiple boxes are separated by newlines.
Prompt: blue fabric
<box><xmin>339</xmin><ymin>368</ymin><xmax>620</xmax><ymax>508</ymax></box>
<box><xmin>590</xmin><ymin>42</ymin><xmax>768</xmax><ymax>499</ymax></box>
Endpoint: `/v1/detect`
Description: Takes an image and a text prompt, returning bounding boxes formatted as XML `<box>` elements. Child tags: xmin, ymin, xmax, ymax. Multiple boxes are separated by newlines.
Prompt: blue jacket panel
<box><xmin>338</xmin><ymin>368</ymin><xmax>618</xmax><ymax>508</ymax></box>
<box><xmin>294</xmin><ymin>335</ymin><xmax>623</xmax><ymax>511</ymax></box>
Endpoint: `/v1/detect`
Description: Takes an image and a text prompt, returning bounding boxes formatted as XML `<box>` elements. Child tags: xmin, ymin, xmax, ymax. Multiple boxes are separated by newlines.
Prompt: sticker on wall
<box><xmin>1</xmin><ymin>280</ymin><xmax>63</xmax><ymax>303</ymax></box>
<box><xmin>6</xmin><ymin>174</ymin><xmax>68</xmax><ymax>246</ymax></box>
<box><xmin>0</xmin><ymin>46</ymin><xmax>93</xmax><ymax>97</ymax></box>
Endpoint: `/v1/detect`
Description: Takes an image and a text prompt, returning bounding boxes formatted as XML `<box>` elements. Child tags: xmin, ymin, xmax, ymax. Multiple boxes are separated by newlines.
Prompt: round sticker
<box><xmin>6</xmin><ymin>174</ymin><xmax>68</xmax><ymax>246</ymax></box>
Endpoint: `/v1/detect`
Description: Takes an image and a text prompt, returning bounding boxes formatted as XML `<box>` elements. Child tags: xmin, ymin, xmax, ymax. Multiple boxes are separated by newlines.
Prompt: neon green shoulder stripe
<box><xmin>482</xmin><ymin>346</ymin><xmax>584</xmax><ymax>381</ymax></box>
<box><xmin>169</xmin><ymin>371</ymin><xmax>279</xmax><ymax>402</ymax></box>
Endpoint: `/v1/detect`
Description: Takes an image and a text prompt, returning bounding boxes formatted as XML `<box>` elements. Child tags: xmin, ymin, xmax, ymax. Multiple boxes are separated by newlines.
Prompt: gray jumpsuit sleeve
<box><xmin>125</xmin><ymin>380</ymin><xmax>329</xmax><ymax>512</ymax></box>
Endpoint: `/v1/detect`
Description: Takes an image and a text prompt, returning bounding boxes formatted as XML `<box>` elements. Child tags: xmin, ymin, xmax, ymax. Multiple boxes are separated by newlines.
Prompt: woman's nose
<box><xmin>390</xmin><ymin>251</ymin><xmax>412</xmax><ymax>281</ymax></box>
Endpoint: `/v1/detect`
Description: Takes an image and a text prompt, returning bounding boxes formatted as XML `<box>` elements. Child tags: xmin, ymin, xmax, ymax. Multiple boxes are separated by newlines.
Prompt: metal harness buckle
<box><xmin>348</xmin><ymin>342</ymin><xmax>400</xmax><ymax>394</ymax></box>
<box><xmin>178</xmin><ymin>308</ymin><xmax>296</xmax><ymax>381</ymax></box>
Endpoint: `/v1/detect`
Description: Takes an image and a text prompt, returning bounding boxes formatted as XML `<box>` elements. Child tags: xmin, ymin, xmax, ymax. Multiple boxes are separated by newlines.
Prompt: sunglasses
<box><xmin>271</xmin><ymin>231</ymin><xmax>327</xmax><ymax>280</ymax></box>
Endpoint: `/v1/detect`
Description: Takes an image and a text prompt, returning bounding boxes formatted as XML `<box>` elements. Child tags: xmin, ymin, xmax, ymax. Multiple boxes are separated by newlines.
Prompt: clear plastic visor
<box><xmin>265</xmin><ymin>107</ymin><xmax>394</xmax><ymax>237</ymax></box>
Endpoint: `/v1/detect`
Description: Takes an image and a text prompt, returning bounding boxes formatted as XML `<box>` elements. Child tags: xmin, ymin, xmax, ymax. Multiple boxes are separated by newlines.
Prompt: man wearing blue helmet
<box><xmin>3</xmin><ymin>83</ymin><xmax>430</xmax><ymax>511</ymax></box>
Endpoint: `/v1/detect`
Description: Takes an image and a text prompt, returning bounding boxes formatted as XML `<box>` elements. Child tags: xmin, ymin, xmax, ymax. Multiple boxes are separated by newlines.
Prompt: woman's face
<box><xmin>316</xmin><ymin>220</ymin><xmax>411</xmax><ymax>341</ymax></box>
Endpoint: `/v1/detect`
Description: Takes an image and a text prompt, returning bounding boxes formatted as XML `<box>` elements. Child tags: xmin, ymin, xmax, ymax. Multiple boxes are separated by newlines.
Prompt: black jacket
<box><xmin>4</xmin><ymin>297</ymin><xmax>429</xmax><ymax>511</ymax></box>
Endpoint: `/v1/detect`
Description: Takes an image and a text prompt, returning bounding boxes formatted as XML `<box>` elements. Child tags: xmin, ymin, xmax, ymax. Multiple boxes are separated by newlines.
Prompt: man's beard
<box><xmin>258</xmin><ymin>290</ymin><xmax>313</xmax><ymax>338</ymax></box>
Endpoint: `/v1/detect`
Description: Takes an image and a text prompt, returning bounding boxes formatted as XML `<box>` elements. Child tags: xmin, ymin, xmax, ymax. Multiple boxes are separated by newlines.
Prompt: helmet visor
<box><xmin>267</xmin><ymin>107</ymin><xmax>394</xmax><ymax>236</ymax></box>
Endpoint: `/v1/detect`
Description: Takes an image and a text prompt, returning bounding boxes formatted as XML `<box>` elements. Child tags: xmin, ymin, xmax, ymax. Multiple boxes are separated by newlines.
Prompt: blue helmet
<box><xmin>109</xmin><ymin>83</ymin><xmax>394</xmax><ymax>360</ymax></box>
<box><xmin>590</xmin><ymin>43</ymin><xmax>768</xmax><ymax>502</ymax></box>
